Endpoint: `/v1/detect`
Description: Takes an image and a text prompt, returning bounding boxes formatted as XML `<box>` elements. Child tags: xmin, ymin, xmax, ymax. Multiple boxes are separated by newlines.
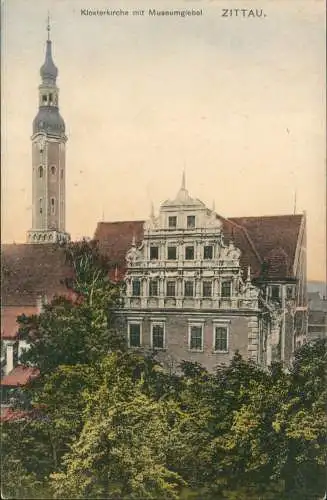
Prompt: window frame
<box><xmin>270</xmin><ymin>285</ymin><xmax>281</xmax><ymax>300</ymax></box>
<box><xmin>188</xmin><ymin>322</ymin><xmax>204</xmax><ymax>352</ymax></box>
<box><xmin>151</xmin><ymin>322</ymin><xmax>166</xmax><ymax>350</ymax></box>
<box><xmin>213</xmin><ymin>325</ymin><xmax>229</xmax><ymax>353</ymax></box>
<box><xmin>149</xmin><ymin>279</ymin><xmax>159</xmax><ymax>297</ymax></box>
<box><xmin>132</xmin><ymin>279</ymin><xmax>141</xmax><ymax>297</ymax></box>
<box><xmin>50</xmin><ymin>197</ymin><xmax>56</xmax><ymax>215</ymax></box>
<box><xmin>128</xmin><ymin>321</ymin><xmax>142</xmax><ymax>348</ymax></box>
<box><xmin>168</xmin><ymin>216</ymin><xmax>177</xmax><ymax>229</ymax></box>
<box><xmin>185</xmin><ymin>246</ymin><xmax>195</xmax><ymax>260</ymax></box>
<box><xmin>166</xmin><ymin>280</ymin><xmax>176</xmax><ymax>297</ymax></box>
<box><xmin>221</xmin><ymin>281</ymin><xmax>232</xmax><ymax>298</ymax></box>
<box><xmin>184</xmin><ymin>280</ymin><xmax>194</xmax><ymax>298</ymax></box>
<box><xmin>203</xmin><ymin>281</ymin><xmax>212</xmax><ymax>298</ymax></box>
<box><xmin>38</xmin><ymin>165</ymin><xmax>44</xmax><ymax>178</ymax></box>
<box><xmin>187</xmin><ymin>215</ymin><xmax>196</xmax><ymax>229</ymax></box>
<box><xmin>203</xmin><ymin>245</ymin><xmax>213</xmax><ymax>260</ymax></box>
<box><xmin>167</xmin><ymin>246</ymin><xmax>177</xmax><ymax>260</ymax></box>
<box><xmin>150</xmin><ymin>246</ymin><xmax>159</xmax><ymax>260</ymax></box>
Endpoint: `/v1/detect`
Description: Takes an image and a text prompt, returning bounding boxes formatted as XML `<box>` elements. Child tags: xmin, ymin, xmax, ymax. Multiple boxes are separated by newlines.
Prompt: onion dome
<box><xmin>40</xmin><ymin>40</ymin><xmax>58</xmax><ymax>83</ymax></box>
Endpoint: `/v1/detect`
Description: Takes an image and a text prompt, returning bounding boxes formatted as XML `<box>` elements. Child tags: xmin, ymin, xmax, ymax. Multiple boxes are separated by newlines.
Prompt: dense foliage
<box><xmin>2</xmin><ymin>242</ymin><xmax>326</xmax><ymax>499</ymax></box>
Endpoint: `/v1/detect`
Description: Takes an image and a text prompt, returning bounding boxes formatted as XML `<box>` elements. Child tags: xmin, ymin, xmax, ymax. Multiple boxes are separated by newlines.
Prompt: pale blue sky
<box><xmin>1</xmin><ymin>0</ymin><xmax>326</xmax><ymax>280</ymax></box>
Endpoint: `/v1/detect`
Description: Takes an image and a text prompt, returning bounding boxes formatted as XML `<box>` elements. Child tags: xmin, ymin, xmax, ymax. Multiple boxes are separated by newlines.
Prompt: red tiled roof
<box><xmin>1</xmin><ymin>407</ymin><xmax>31</xmax><ymax>422</ymax></box>
<box><xmin>94</xmin><ymin>215</ymin><xmax>303</xmax><ymax>280</ymax></box>
<box><xmin>1</xmin><ymin>306</ymin><xmax>38</xmax><ymax>340</ymax></box>
<box><xmin>0</xmin><ymin>407</ymin><xmax>46</xmax><ymax>422</ymax></box>
<box><xmin>1</xmin><ymin>243</ymin><xmax>73</xmax><ymax>306</ymax></box>
<box><xmin>94</xmin><ymin>221</ymin><xmax>145</xmax><ymax>280</ymax></box>
<box><xmin>229</xmin><ymin>215</ymin><xmax>303</xmax><ymax>277</ymax></box>
<box><xmin>1</xmin><ymin>365</ymin><xmax>40</xmax><ymax>387</ymax></box>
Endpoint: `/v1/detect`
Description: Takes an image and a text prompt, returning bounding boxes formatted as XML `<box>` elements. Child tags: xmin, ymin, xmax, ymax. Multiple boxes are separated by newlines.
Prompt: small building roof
<box><xmin>1</xmin><ymin>365</ymin><xmax>40</xmax><ymax>387</ymax></box>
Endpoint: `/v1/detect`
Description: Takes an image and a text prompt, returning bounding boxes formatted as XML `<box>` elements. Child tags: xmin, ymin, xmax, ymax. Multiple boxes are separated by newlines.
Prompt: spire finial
<box><xmin>212</xmin><ymin>199</ymin><xmax>216</xmax><ymax>212</ymax></box>
<box><xmin>132</xmin><ymin>233</ymin><xmax>136</xmax><ymax>246</ymax></box>
<box><xmin>181</xmin><ymin>169</ymin><xmax>186</xmax><ymax>190</ymax></box>
<box><xmin>247</xmin><ymin>265</ymin><xmax>251</xmax><ymax>282</ymax></box>
<box><xmin>150</xmin><ymin>201</ymin><xmax>155</xmax><ymax>219</ymax></box>
<box><xmin>47</xmin><ymin>11</ymin><xmax>51</xmax><ymax>41</ymax></box>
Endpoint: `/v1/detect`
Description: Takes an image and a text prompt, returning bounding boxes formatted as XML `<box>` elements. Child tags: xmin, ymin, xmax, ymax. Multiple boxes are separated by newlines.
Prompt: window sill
<box><xmin>188</xmin><ymin>349</ymin><xmax>204</xmax><ymax>353</ymax></box>
<box><xmin>213</xmin><ymin>350</ymin><xmax>229</xmax><ymax>354</ymax></box>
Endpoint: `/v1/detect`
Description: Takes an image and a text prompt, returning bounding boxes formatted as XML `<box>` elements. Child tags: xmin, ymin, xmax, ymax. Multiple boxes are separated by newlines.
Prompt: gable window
<box><xmin>168</xmin><ymin>216</ymin><xmax>177</xmax><ymax>229</ymax></box>
<box><xmin>187</xmin><ymin>215</ymin><xmax>196</xmax><ymax>228</ymax></box>
<box><xmin>189</xmin><ymin>324</ymin><xmax>203</xmax><ymax>351</ymax></box>
<box><xmin>204</xmin><ymin>245</ymin><xmax>213</xmax><ymax>260</ymax></box>
<box><xmin>185</xmin><ymin>246</ymin><xmax>194</xmax><ymax>260</ymax></box>
<box><xmin>221</xmin><ymin>281</ymin><xmax>232</xmax><ymax>298</ymax></box>
<box><xmin>149</xmin><ymin>279</ymin><xmax>158</xmax><ymax>297</ymax></box>
<box><xmin>166</xmin><ymin>281</ymin><xmax>176</xmax><ymax>297</ymax></box>
<box><xmin>132</xmin><ymin>279</ymin><xmax>141</xmax><ymax>297</ymax></box>
<box><xmin>214</xmin><ymin>326</ymin><xmax>228</xmax><ymax>352</ymax></box>
<box><xmin>167</xmin><ymin>246</ymin><xmax>177</xmax><ymax>260</ymax></box>
<box><xmin>150</xmin><ymin>246</ymin><xmax>159</xmax><ymax>260</ymax></box>
<box><xmin>271</xmin><ymin>285</ymin><xmax>281</xmax><ymax>300</ymax></box>
<box><xmin>128</xmin><ymin>323</ymin><xmax>141</xmax><ymax>348</ymax></box>
<box><xmin>152</xmin><ymin>323</ymin><xmax>165</xmax><ymax>349</ymax></box>
<box><xmin>184</xmin><ymin>281</ymin><xmax>194</xmax><ymax>297</ymax></box>
<box><xmin>38</xmin><ymin>166</ymin><xmax>44</xmax><ymax>178</ymax></box>
<box><xmin>203</xmin><ymin>281</ymin><xmax>212</xmax><ymax>298</ymax></box>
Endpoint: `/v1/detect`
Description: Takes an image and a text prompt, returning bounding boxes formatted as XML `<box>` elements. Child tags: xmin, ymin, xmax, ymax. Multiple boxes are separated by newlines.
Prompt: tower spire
<box><xmin>47</xmin><ymin>12</ymin><xmax>51</xmax><ymax>41</ymax></box>
<box><xmin>181</xmin><ymin>169</ymin><xmax>186</xmax><ymax>190</ymax></box>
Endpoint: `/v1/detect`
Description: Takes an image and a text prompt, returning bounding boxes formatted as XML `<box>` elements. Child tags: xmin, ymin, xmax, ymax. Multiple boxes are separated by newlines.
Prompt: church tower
<box><xmin>27</xmin><ymin>19</ymin><xmax>70</xmax><ymax>244</ymax></box>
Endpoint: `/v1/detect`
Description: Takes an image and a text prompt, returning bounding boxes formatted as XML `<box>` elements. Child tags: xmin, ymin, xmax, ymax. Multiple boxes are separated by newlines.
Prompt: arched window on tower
<box><xmin>39</xmin><ymin>198</ymin><xmax>43</xmax><ymax>214</ymax></box>
<box><xmin>51</xmin><ymin>197</ymin><xmax>56</xmax><ymax>215</ymax></box>
<box><xmin>38</xmin><ymin>166</ymin><xmax>44</xmax><ymax>178</ymax></box>
<box><xmin>50</xmin><ymin>165</ymin><xmax>56</xmax><ymax>176</ymax></box>
<box><xmin>60</xmin><ymin>169</ymin><xmax>64</xmax><ymax>179</ymax></box>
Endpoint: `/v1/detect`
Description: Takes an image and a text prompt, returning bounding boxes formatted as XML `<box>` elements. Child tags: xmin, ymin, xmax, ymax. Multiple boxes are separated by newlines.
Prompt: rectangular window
<box><xmin>150</xmin><ymin>246</ymin><xmax>159</xmax><ymax>260</ymax></box>
<box><xmin>185</xmin><ymin>246</ymin><xmax>194</xmax><ymax>260</ymax></box>
<box><xmin>187</xmin><ymin>215</ymin><xmax>196</xmax><ymax>228</ymax></box>
<box><xmin>129</xmin><ymin>323</ymin><xmax>141</xmax><ymax>348</ymax></box>
<box><xmin>168</xmin><ymin>216</ymin><xmax>177</xmax><ymax>229</ymax></box>
<box><xmin>203</xmin><ymin>281</ymin><xmax>212</xmax><ymax>298</ymax></box>
<box><xmin>204</xmin><ymin>246</ymin><xmax>213</xmax><ymax>260</ymax></box>
<box><xmin>221</xmin><ymin>281</ymin><xmax>232</xmax><ymax>298</ymax></box>
<box><xmin>149</xmin><ymin>279</ymin><xmax>158</xmax><ymax>297</ymax></box>
<box><xmin>152</xmin><ymin>324</ymin><xmax>164</xmax><ymax>349</ymax></box>
<box><xmin>166</xmin><ymin>281</ymin><xmax>176</xmax><ymax>297</ymax></box>
<box><xmin>184</xmin><ymin>281</ymin><xmax>194</xmax><ymax>297</ymax></box>
<box><xmin>132</xmin><ymin>280</ymin><xmax>141</xmax><ymax>297</ymax></box>
<box><xmin>214</xmin><ymin>326</ymin><xmax>228</xmax><ymax>352</ymax></box>
<box><xmin>167</xmin><ymin>246</ymin><xmax>177</xmax><ymax>260</ymax></box>
<box><xmin>271</xmin><ymin>285</ymin><xmax>281</xmax><ymax>300</ymax></box>
<box><xmin>189</xmin><ymin>325</ymin><xmax>203</xmax><ymax>351</ymax></box>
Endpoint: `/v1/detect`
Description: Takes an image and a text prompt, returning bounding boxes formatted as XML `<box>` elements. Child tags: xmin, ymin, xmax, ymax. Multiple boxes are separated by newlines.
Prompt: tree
<box><xmin>50</xmin><ymin>353</ymin><xmax>185</xmax><ymax>499</ymax></box>
<box><xmin>18</xmin><ymin>240</ymin><xmax>125</xmax><ymax>374</ymax></box>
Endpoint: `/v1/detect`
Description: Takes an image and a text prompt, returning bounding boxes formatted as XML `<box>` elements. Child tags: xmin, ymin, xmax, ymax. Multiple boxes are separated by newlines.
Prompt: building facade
<box><xmin>96</xmin><ymin>176</ymin><xmax>307</xmax><ymax>371</ymax></box>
